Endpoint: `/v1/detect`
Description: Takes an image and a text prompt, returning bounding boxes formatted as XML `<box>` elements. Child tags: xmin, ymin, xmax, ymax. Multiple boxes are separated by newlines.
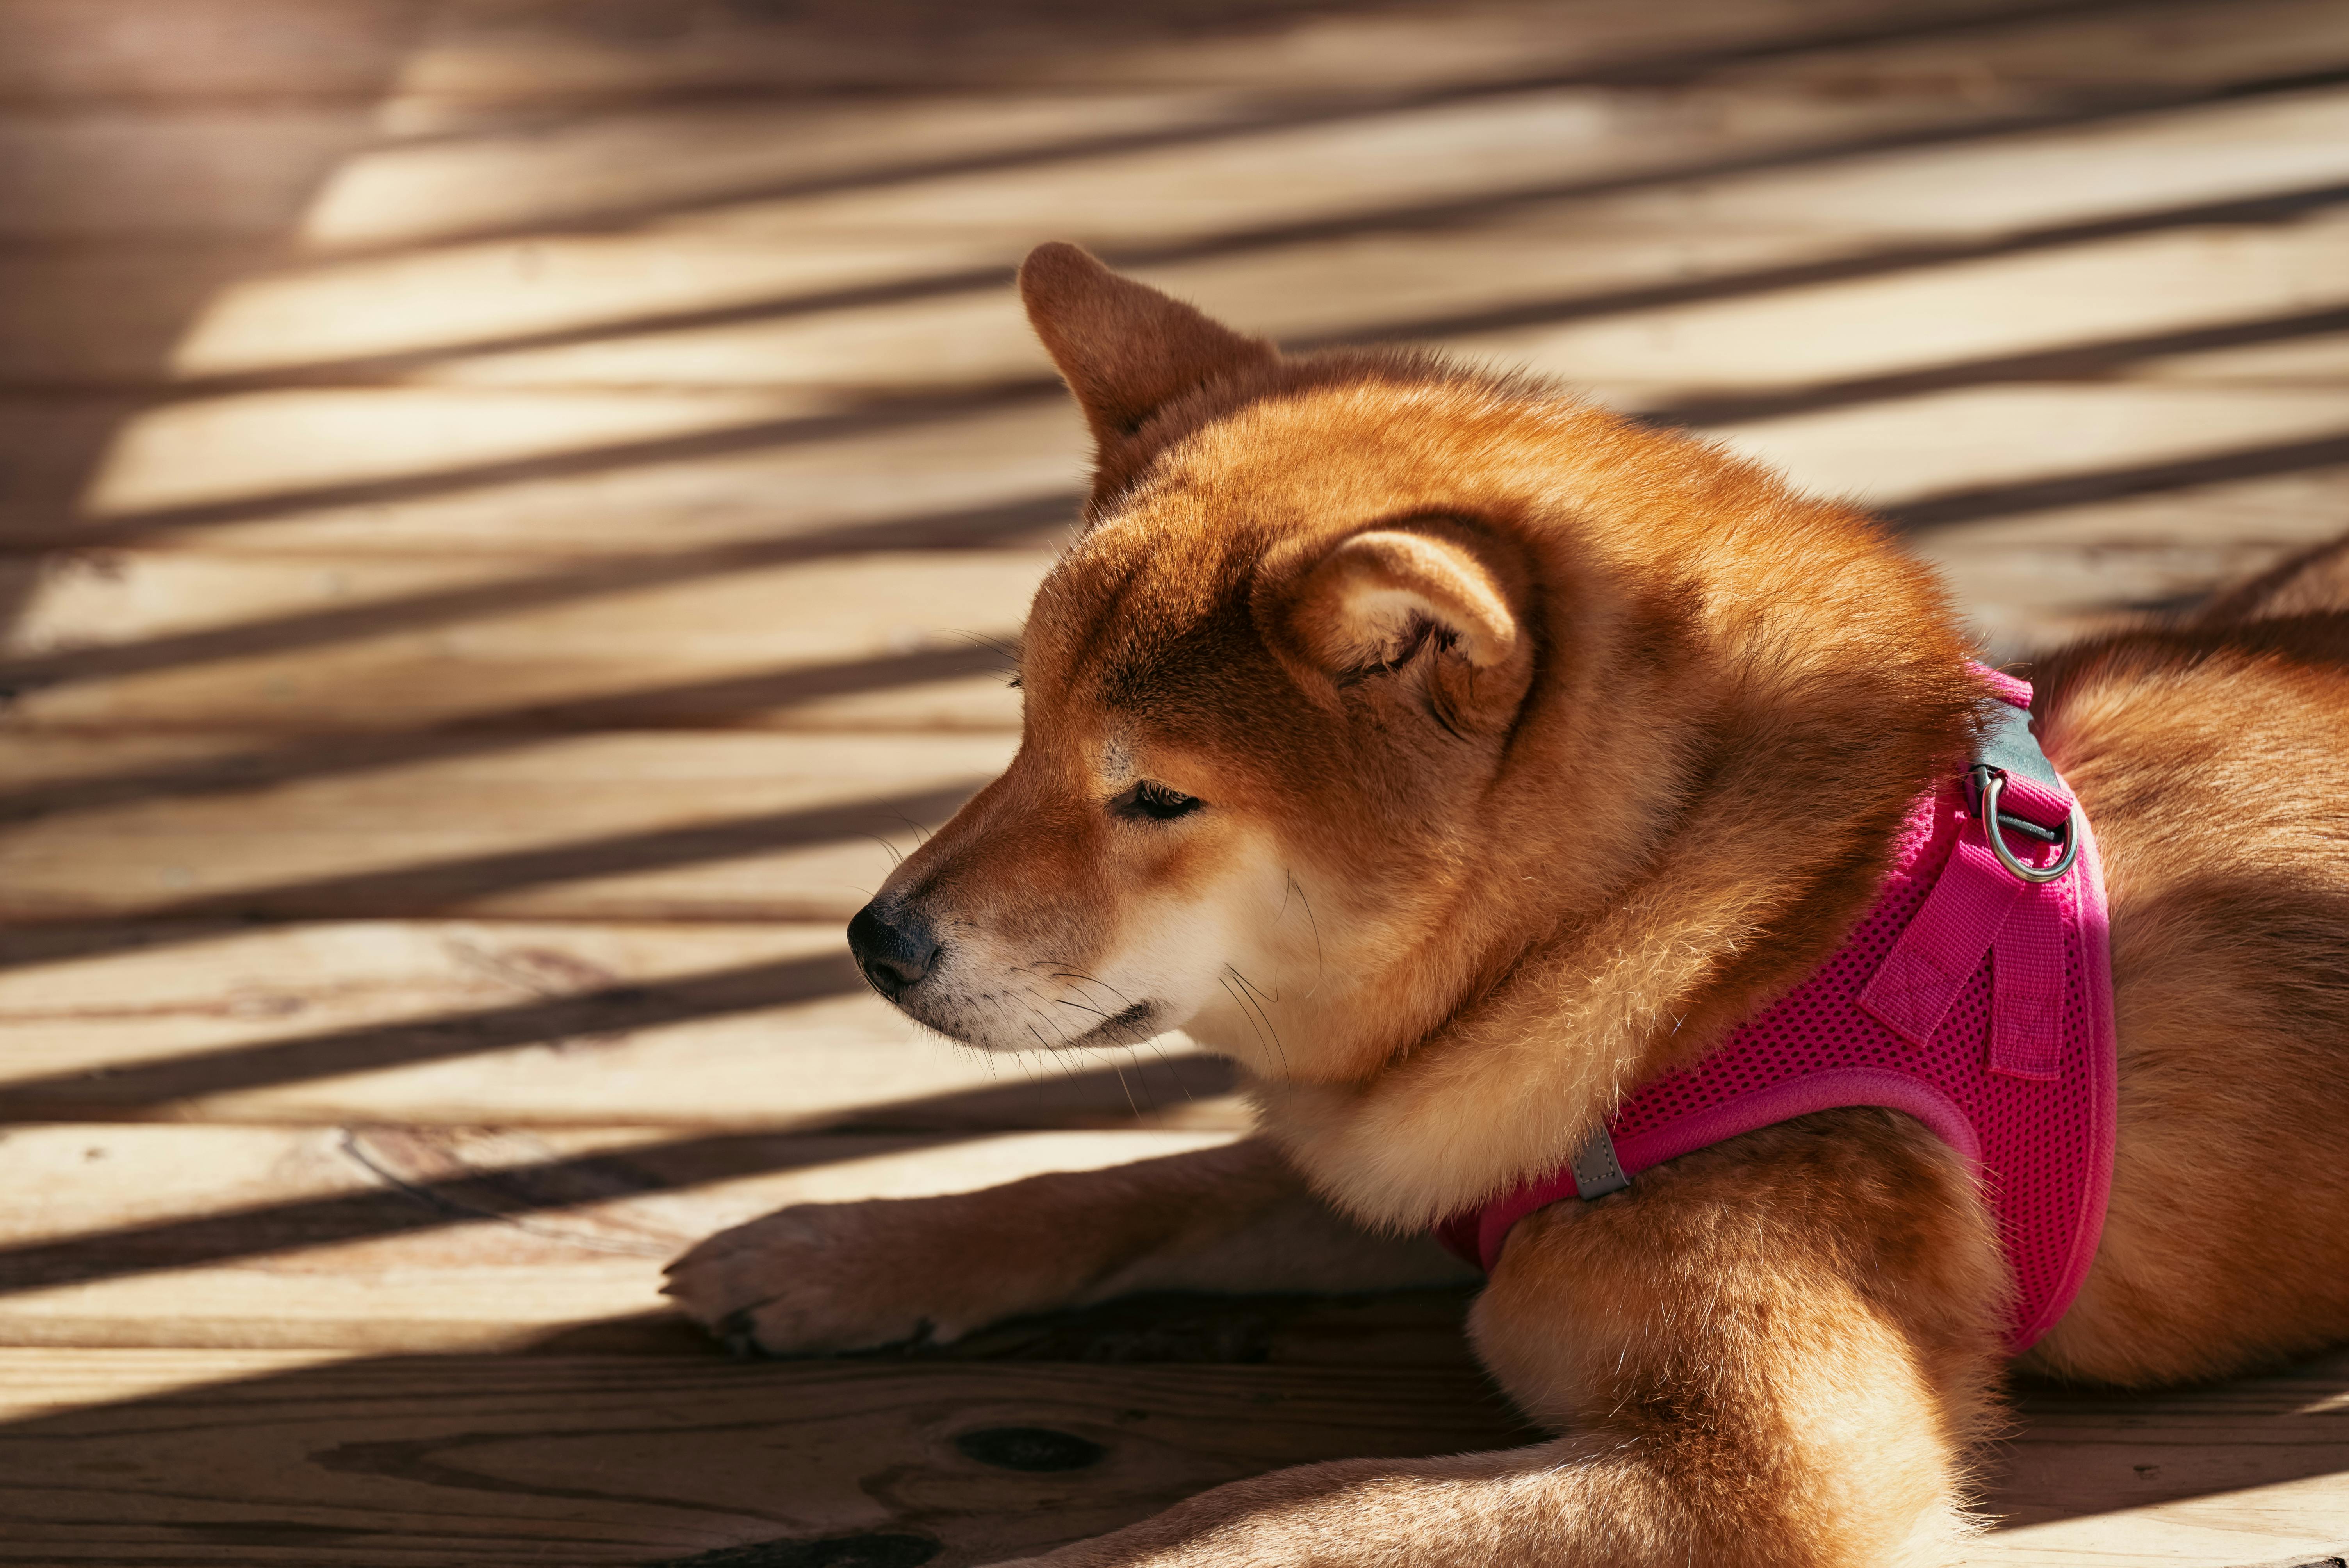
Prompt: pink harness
<box><xmin>1435</xmin><ymin>670</ymin><xmax>2117</xmax><ymax>1352</ymax></box>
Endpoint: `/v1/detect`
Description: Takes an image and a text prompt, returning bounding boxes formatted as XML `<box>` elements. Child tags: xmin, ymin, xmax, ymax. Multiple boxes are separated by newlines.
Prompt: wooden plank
<box><xmin>1572</xmin><ymin>83</ymin><xmax>2349</xmax><ymax>244</ymax></box>
<box><xmin>0</xmin><ymin>919</ymin><xmax>1242</xmax><ymax>1128</ymax></box>
<box><xmin>131</xmin><ymin>5</ymin><xmax>2349</xmax><ymax>377</ymax></box>
<box><xmin>0</xmin><ymin>731</ymin><xmax>1016</xmax><ymax>923</ymax></box>
<box><xmin>0</xmin><ymin>1124</ymin><xmax>1248</xmax><ymax>1351</ymax></box>
<box><xmin>12</xmin><ymin>373</ymin><xmax>2344</xmax><ymax>563</ymax></box>
<box><xmin>0</xmin><ymin>0</ymin><xmax>2110</xmax><ymax>258</ymax></box>
<box><xmin>67</xmin><ymin>385</ymin><xmax>875</xmax><ymax>520</ymax></box>
<box><xmin>1974</xmin><ymin>1363</ymin><xmax>2349</xmax><ymax>1565</ymax></box>
<box><xmin>1711</xmin><ymin>383</ymin><xmax>2349</xmax><ymax>515</ymax></box>
<box><xmin>2137</xmin><ymin>326</ymin><xmax>2349</xmax><ymax>385</ymax></box>
<box><xmin>0</xmin><ymin>1</ymin><xmax>423</xmax><ymax>104</ymax></box>
<box><xmin>18</xmin><ymin>461</ymin><xmax>2349</xmax><ymax>734</ymax></box>
<box><xmin>0</xmin><ymin>107</ymin><xmax>390</xmax><ymax>242</ymax></box>
<box><xmin>1912</xmin><ymin>464</ymin><xmax>2349</xmax><ymax>654</ymax></box>
<box><xmin>216</xmin><ymin>207</ymin><xmax>2348</xmax><ymax>399</ymax></box>
<box><xmin>280</xmin><ymin>65</ymin><xmax>2349</xmax><ymax>280</ymax></box>
<box><xmin>639</xmin><ymin>82</ymin><xmax>2349</xmax><ymax>261</ymax></box>
<box><xmin>0</xmin><ymin>1351</ymin><xmax>1536</xmax><ymax>1564</ymax></box>
<box><xmin>0</xmin><ymin>397</ymin><xmax>1087</xmax><ymax>552</ymax></box>
<box><xmin>15</xmin><ymin>100</ymin><xmax>2349</xmax><ymax>547</ymax></box>
<box><xmin>0</xmin><ymin>244</ymin><xmax>284</xmax><ymax>388</ymax></box>
<box><xmin>0</xmin><ymin>1345</ymin><xmax>2339</xmax><ymax>1564</ymax></box>
<box><xmin>357</xmin><ymin>0</ymin><xmax>2349</xmax><ymax>215</ymax></box>
<box><xmin>389</xmin><ymin>0</ymin><xmax>2025</xmax><ymax>104</ymax></box>
<box><xmin>1458</xmin><ymin>215</ymin><xmax>2349</xmax><ymax>408</ymax></box>
<box><xmin>0</xmin><ymin>550</ymin><xmax>1044</xmax><ymax>732</ymax></box>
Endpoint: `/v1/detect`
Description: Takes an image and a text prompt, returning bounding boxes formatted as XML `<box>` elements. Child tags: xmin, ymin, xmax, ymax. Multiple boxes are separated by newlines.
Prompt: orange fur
<box><xmin>668</xmin><ymin>244</ymin><xmax>2349</xmax><ymax>1566</ymax></box>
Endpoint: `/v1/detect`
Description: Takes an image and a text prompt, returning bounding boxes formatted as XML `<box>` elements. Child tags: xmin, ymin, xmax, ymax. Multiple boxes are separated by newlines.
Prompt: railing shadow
<box><xmin>0</xmin><ymin>1053</ymin><xmax>1240</xmax><ymax>1297</ymax></box>
<box><xmin>0</xmin><ymin>776</ymin><xmax>990</xmax><ymax>974</ymax></box>
<box><xmin>291</xmin><ymin>0</ymin><xmax>2168</xmax><ymax>264</ymax></box>
<box><xmin>142</xmin><ymin>84</ymin><xmax>2349</xmax><ymax>401</ymax></box>
<box><xmin>0</xmin><ymin>495</ymin><xmax>1064</xmax><ymax>706</ymax></box>
<box><xmin>0</xmin><ymin>416</ymin><xmax>2337</xmax><ymax>840</ymax></box>
<box><xmin>6</xmin><ymin>277</ymin><xmax>2344</xmax><ymax>733</ymax></box>
<box><xmin>0</xmin><ymin>642</ymin><xmax>1021</xmax><ymax>826</ymax></box>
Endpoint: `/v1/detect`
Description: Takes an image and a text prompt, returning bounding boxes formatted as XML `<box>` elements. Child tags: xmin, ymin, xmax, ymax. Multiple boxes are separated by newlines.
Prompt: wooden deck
<box><xmin>1</xmin><ymin>0</ymin><xmax>2346</xmax><ymax>1561</ymax></box>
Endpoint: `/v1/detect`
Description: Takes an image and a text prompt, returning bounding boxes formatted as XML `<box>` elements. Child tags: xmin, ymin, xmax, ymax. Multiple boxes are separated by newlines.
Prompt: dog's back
<box><xmin>2028</xmin><ymin>567</ymin><xmax>2349</xmax><ymax>1382</ymax></box>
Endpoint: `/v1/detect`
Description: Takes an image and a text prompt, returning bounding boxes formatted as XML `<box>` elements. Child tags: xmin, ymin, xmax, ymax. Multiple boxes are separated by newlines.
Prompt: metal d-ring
<box><xmin>1972</xmin><ymin>765</ymin><xmax>2081</xmax><ymax>885</ymax></box>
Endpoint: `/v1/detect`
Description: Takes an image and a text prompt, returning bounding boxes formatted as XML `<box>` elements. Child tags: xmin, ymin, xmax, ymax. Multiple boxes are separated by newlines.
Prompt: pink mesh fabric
<box><xmin>1435</xmin><ymin>674</ymin><xmax>2117</xmax><ymax>1353</ymax></box>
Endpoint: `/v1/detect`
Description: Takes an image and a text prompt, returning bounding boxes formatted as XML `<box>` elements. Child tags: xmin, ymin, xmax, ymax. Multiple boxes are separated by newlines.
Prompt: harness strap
<box><xmin>1578</xmin><ymin>690</ymin><xmax>2079</xmax><ymax>1203</ymax></box>
<box><xmin>1858</xmin><ymin>836</ymin><xmax>2027</xmax><ymax>1050</ymax></box>
<box><xmin>1862</xmin><ymin>700</ymin><xmax>2077</xmax><ymax>1080</ymax></box>
<box><xmin>1433</xmin><ymin>672</ymin><xmax>2116</xmax><ymax>1350</ymax></box>
<box><xmin>1568</xmin><ymin>1125</ymin><xmax>1629</xmax><ymax>1197</ymax></box>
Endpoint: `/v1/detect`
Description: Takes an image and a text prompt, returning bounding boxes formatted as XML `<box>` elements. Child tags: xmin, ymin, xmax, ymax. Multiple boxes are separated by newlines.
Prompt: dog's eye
<box><xmin>1116</xmin><ymin>781</ymin><xmax>1204</xmax><ymax>822</ymax></box>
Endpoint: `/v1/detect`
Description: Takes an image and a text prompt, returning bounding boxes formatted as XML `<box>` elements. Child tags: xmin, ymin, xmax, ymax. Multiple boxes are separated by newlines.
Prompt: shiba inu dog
<box><xmin>667</xmin><ymin>243</ymin><xmax>2349</xmax><ymax>1566</ymax></box>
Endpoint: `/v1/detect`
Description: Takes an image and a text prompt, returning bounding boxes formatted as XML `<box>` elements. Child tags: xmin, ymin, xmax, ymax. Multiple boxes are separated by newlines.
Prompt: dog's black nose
<box><xmin>847</xmin><ymin>901</ymin><xmax>941</xmax><ymax>1000</ymax></box>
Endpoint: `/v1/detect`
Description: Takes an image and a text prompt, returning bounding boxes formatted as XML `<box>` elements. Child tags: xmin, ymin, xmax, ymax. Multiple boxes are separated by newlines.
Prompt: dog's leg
<box><xmin>983</xmin><ymin>1111</ymin><xmax>2009</xmax><ymax>1568</ymax></box>
<box><xmin>663</xmin><ymin>1137</ymin><xmax>1472</xmax><ymax>1355</ymax></box>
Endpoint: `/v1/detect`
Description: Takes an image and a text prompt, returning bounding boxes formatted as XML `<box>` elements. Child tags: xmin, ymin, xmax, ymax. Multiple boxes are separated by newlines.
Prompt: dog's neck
<box><xmin>1255</xmin><ymin>548</ymin><xmax>1985</xmax><ymax>1233</ymax></box>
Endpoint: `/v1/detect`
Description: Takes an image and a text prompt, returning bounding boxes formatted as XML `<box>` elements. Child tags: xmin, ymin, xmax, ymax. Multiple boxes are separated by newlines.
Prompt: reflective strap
<box><xmin>1571</xmin><ymin>1124</ymin><xmax>1630</xmax><ymax>1199</ymax></box>
<box><xmin>1977</xmin><ymin>699</ymin><xmax>2062</xmax><ymax>791</ymax></box>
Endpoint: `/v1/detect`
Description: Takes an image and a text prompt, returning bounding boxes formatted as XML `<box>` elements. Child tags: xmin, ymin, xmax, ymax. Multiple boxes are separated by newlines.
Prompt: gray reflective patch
<box><xmin>1572</xmin><ymin>1125</ymin><xmax>1630</xmax><ymax>1199</ymax></box>
<box><xmin>1977</xmin><ymin>700</ymin><xmax>2061</xmax><ymax>789</ymax></box>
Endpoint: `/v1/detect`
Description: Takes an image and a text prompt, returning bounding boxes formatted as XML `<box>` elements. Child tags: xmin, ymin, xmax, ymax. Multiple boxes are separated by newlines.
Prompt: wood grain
<box><xmin>0</xmin><ymin>731</ymin><xmax>1015</xmax><ymax>923</ymax></box>
<box><xmin>0</xmin><ymin>1125</ymin><xmax>1248</xmax><ymax>1351</ymax></box>
<box><xmin>385</xmin><ymin>0</ymin><xmax>2028</xmax><ymax>103</ymax></box>
<box><xmin>0</xmin><ymin>396</ymin><xmax>1088</xmax><ymax>553</ymax></box>
<box><xmin>0</xmin><ymin>1347</ymin><xmax>2341</xmax><ymax>1565</ymax></box>
<box><xmin>0</xmin><ymin>1352</ymin><xmax>1538</xmax><ymax>1565</ymax></box>
<box><xmin>8</xmin><ymin>0</ymin><xmax>2349</xmax><ymax>1559</ymax></box>
<box><xmin>0</xmin><ymin>920</ymin><xmax>1242</xmax><ymax>1127</ymax></box>
<box><xmin>329</xmin><ymin>0</ymin><xmax>2349</xmax><ymax>251</ymax></box>
<box><xmin>0</xmin><ymin>550</ymin><xmax>1044</xmax><ymax>733</ymax></box>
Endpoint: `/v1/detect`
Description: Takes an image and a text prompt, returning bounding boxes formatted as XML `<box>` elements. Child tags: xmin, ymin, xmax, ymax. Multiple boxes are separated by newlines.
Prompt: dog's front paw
<box><xmin>664</xmin><ymin>1200</ymin><xmax>963</xmax><ymax>1355</ymax></box>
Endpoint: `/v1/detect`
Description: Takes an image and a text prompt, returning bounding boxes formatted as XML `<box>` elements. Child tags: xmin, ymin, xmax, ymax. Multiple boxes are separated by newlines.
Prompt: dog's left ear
<box><xmin>1019</xmin><ymin>242</ymin><xmax>1276</xmax><ymax>459</ymax></box>
<box><xmin>1274</xmin><ymin>522</ymin><xmax>1536</xmax><ymax>735</ymax></box>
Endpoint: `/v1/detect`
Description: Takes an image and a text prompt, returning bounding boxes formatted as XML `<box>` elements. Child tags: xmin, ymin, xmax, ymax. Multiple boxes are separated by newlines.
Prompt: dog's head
<box><xmin>849</xmin><ymin>244</ymin><xmax>1978</xmax><ymax>1114</ymax></box>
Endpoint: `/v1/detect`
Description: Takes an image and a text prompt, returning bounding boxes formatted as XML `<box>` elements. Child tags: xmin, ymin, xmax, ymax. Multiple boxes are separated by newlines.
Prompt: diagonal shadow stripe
<box><xmin>0</xmin><ymin>494</ymin><xmax>1066</xmax><ymax>695</ymax></box>
<box><xmin>34</xmin><ymin>387</ymin><xmax>1068</xmax><ymax>543</ymax></box>
<box><xmin>0</xmin><ymin>432</ymin><xmax>2340</xmax><ymax>850</ymax></box>
<box><xmin>1636</xmin><ymin>303</ymin><xmax>2349</xmax><ymax>428</ymax></box>
<box><xmin>0</xmin><ymin>951</ymin><xmax>865</xmax><ymax>1111</ymax></box>
<box><xmin>1295</xmin><ymin>182</ymin><xmax>2349</xmax><ymax>353</ymax></box>
<box><xmin>125</xmin><ymin>782</ymin><xmax>985</xmax><ymax>920</ymax></box>
<box><xmin>0</xmin><ymin>644</ymin><xmax>1021</xmax><ymax>829</ymax></box>
<box><xmin>111</xmin><ymin>68</ymin><xmax>2349</xmax><ymax>405</ymax></box>
<box><xmin>11</xmin><ymin>273</ymin><xmax>2348</xmax><ymax>708</ymax></box>
<box><xmin>257</xmin><ymin>0</ymin><xmax>2168</xmax><ymax>270</ymax></box>
<box><xmin>1889</xmin><ymin>431</ymin><xmax>2349</xmax><ymax>531</ymax></box>
<box><xmin>0</xmin><ymin>1054</ymin><xmax>1240</xmax><ymax>1295</ymax></box>
<box><xmin>0</xmin><ymin>779</ymin><xmax>984</xmax><ymax>974</ymax></box>
<box><xmin>28</xmin><ymin>167</ymin><xmax>2349</xmax><ymax>559</ymax></box>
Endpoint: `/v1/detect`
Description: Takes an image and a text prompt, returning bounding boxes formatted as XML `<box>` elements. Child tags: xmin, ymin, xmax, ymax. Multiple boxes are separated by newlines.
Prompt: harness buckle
<box><xmin>1968</xmin><ymin>764</ymin><xmax>2081</xmax><ymax>885</ymax></box>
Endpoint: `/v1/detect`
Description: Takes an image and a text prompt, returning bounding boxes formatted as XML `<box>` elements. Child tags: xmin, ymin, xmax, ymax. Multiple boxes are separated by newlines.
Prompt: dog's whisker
<box><xmin>1287</xmin><ymin>872</ymin><xmax>1329</xmax><ymax>1001</ymax></box>
<box><xmin>1224</xmin><ymin>963</ymin><xmax>1290</xmax><ymax>1080</ymax></box>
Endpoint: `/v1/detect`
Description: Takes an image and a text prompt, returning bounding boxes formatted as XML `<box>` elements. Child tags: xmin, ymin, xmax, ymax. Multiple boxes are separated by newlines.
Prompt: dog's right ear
<box><xmin>1019</xmin><ymin>242</ymin><xmax>1276</xmax><ymax>463</ymax></box>
<box><xmin>1266</xmin><ymin>521</ymin><xmax>1536</xmax><ymax>737</ymax></box>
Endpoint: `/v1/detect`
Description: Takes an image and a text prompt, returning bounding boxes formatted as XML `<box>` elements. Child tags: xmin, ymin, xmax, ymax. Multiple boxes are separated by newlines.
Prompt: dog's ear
<box><xmin>1275</xmin><ymin>522</ymin><xmax>1535</xmax><ymax>735</ymax></box>
<box><xmin>1019</xmin><ymin>242</ymin><xmax>1275</xmax><ymax>456</ymax></box>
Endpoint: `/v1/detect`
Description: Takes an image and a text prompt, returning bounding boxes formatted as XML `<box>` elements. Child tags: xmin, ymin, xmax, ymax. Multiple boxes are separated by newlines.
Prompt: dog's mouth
<box><xmin>1053</xmin><ymin>1001</ymin><xmax>1159</xmax><ymax>1050</ymax></box>
<box><xmin>888</xmin><ymin>982</ymin><xmax>1161</xmax><ymax>1055</ymax></box>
